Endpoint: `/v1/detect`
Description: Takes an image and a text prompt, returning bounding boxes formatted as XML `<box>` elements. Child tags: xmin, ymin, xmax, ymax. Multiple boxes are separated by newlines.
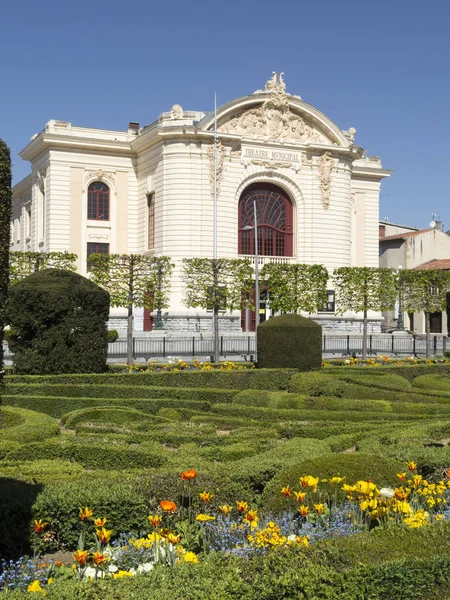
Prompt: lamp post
<box><xmin>397</xmin><ymin>265</ymin><xmax>404</xmax><ymax>331</ymax></box>
<box><xmin>153</xmin><ymin>263</ymin><xmax>164</xmax><ymax>330</ymax></box>
<box><xmin>243</xmin><ymin>199</ymin><xmax>260</xmax><ymax>330</ymax></box>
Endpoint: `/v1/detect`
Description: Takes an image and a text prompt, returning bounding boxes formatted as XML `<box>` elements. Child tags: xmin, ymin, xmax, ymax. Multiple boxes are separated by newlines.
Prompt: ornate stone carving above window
<box><xmin>85</xmin><ymin>169</ymin><xmax>116</xmax><ymax>186</ymax></box>
<box><xmin>217</xmin><ymin>93</ymin><xmax>330</xmax><ymax>145</ymax></box>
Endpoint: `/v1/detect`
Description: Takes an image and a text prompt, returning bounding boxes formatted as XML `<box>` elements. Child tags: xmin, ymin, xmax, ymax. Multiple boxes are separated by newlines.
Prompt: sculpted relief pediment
<box><xmin>217</xmin><ymin>93</ymin><xmax>332</xmax><ymax>145</ymax></box>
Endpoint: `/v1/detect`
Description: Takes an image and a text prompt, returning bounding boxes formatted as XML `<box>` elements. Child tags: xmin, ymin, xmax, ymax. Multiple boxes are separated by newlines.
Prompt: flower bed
<box><xmin>2</xmin><ymin>464</ymin><xmax>450</xmax><ymax>596</ymax></box>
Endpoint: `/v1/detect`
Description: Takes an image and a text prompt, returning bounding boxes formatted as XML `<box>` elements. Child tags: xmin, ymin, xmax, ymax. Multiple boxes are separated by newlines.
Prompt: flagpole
<box><xmin>213</xmin><ymin>92</ymin><xmax>217</xmax><ymax>259</ymax></box>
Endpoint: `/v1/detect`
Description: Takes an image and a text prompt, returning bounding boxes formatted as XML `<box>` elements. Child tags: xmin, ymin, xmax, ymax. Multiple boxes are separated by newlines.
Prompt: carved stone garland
<box><xmin>85</xmin><ymin>169</ymin><xmax>116</xmax><ymax>187</ymax></box>
<box><xmin>208</xmin><ymin>140</ymin><xmax>225</xmax><ymax>197</ymax></box>
<box><xmin>317</xmin><ymin>152</ymin><xmax>335</xmax><ymax>209</ymax></box>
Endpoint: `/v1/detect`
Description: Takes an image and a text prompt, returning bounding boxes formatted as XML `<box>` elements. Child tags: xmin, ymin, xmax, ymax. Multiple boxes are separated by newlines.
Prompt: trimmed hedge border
<box><xmin>0</xmin><ymin>407</ymin><xmax>59</xmax><ymax>443</ymax></box>
<box><xmin>1</xmin><ymin>395</ymin><xmax>211</xmax><ymax>418</ymax></box>
<box><xmin>5</xmin><ymin>439</ymin><xmax>166</xmax><ymax>470</ymax></box>
<box><xmin>4</xmin><ymin>383</ymin><xmax>237</xmax><ymax>404</ymax></box>
<box><xmin>5</xmin><ymin>369</ymin><xmax>297</xmax><ymax>390</ymax></box>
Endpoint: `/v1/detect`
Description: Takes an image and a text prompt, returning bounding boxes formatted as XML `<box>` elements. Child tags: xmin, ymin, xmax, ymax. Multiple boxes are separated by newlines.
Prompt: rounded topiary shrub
<box><xmin>6</xmin><ymin>269</ymin><xmax>110</xmax><ymax>374</ymax></box>
<box><xmin>257</xmin><ymin>314</ymin><xmax>322</xmax><ymax>370</ymax></box>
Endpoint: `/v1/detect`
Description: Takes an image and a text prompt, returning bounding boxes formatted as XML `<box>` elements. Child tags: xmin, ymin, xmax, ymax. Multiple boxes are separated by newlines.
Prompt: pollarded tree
<box><xmin>260</xmin><ymin>263</ymin><xmax>329</xmax><ymax>314</ymax></box>
<box><xmin>0</xmin><ymin>139</ymin><xmax>12</xmax><ymax>387</ymax></box>
<box><xmin>88</xmin><ymin>254</ymin><xmax>173</xmax><ymax>365</ymax></box>
<box><xmin>400</xmin><ymin>269</ymin><xmax>450</xmax><ymax>358</ymax></box>
<box><xmin>9</xmin><ymin>251</ymin><xmax>78</xmax><ymax>285</ymax></box>
<box><xmin>182</xmin><ymin>258</ymin><xmax>254</xmax><ymax>363</ymax></box>
<box><xmin>333</xmin><ymin>267</ymin><xmax>398</xmax><ymax>360</ymax></box>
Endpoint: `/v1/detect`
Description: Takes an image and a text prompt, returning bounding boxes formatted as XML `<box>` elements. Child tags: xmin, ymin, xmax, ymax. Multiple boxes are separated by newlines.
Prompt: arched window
<box><xmin>238</xmin><ymin>183</ymin><xmax>293</xmax><ymax>257</ymax></box>
<box><xmin>88</xmin><ymin>181</ymin><xmax>110</xmax><ymax>220</ymax></box>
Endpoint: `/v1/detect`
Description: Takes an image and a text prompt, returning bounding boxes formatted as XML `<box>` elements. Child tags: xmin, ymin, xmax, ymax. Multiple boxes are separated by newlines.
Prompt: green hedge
<box><xmin>1</xmin><ymin>395</ymin><xmax>211</xmax><ymax>418</ymax></box>
<box><xmin>5</xmin><ymin>438</ymin><xmax>166</xmax><ymax>470</ymax></box>
<box><xmin>62</xmin><ymin>407</ymin><xmax>168</xmax><ymax>429</ymax></box>
<box><xmin>223</xmin><ymin>437</ymin><xmax>331</xmax><ymax>495</ymax></box>
<box><xmin>4</xmin><ymin>383</ymin><xmax>237</xmax><ymax>403</ymax></box>
<box><xmin>258</xmin><ymin>314</ymin><xmax>322</xmax><ymax>370</ymax></box>
<box><xmin>289</xmin><ymin>372</ymin><xmax>450</xmax><ymax>404</ymax></box>
<box><xmin>413</xmin><ymin>374</ymin><xmax>450</xmax><ymax>391</ymax></box>
<box><xmin>31</xmin><ymin>481</ymin><xmax>149</xmax><ymax>553</ymax></box>
<box><xmin>261</xmin><ymin>452</ymin><xmax>404</xmax><ymax>513</ymax></box>
<box><xmin>0</xmin><ymin>407</ymin><xmax>59</xmax><ymax>443</ymax></box>
<box><xmin>209</xmin><ymin>403</ymin><xmax>432</xmax><ymax>423</ymax></box>
<box><xmin>5</xmin><ymin>369</ymin><xmax>297</xmax><ymax>390</ymax></box>
<box><xmin>323</xmin><ymin>363</ymin><xmax>450</xmax><ymax>382</ymax></box>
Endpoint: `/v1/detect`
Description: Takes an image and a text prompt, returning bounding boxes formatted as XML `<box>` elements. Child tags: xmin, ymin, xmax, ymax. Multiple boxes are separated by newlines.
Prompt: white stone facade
<box><xmin>10</xmin><ymin>74</ymin><xmax>391</xmax><ymax>333</ymax></box>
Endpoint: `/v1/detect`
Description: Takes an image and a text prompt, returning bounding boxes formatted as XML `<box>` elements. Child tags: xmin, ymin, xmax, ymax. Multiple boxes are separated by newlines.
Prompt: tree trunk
<box><xmin>362</xmin><ymin>308</ymin><xmax>368</xmax><ymax>361</ymax></box>
<box><xmin>425</xmin><ymin>311</ymin><xmax>431</xmax><ymax>359</ymax></box>
<box><xmin>127</xmin><ymin>304</ymin><xmax>133</xmax><ymax>366</ymax></box>
<box><xmin>213</xmin><ymin>305</ymin><xmax>220</xmax><ymax>364</ymax></box>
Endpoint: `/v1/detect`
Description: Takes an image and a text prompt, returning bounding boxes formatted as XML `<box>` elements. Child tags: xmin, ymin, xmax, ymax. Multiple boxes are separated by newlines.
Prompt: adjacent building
<box><xmin>379</xmin><ymin>220</ymin><xmax>450</xmax><ymax>333</ymax></box>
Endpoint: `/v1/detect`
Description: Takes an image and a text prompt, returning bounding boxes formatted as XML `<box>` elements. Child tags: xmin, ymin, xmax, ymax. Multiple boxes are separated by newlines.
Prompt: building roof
<box><xmin>414</xmin><ymin>259</ymin><xmax>450</xmax><ymax>271</ymax></box>
<box><xmin>380</xmin><ymin>228</ymin><xmax>433</xmax><ymax>241</ymax></box>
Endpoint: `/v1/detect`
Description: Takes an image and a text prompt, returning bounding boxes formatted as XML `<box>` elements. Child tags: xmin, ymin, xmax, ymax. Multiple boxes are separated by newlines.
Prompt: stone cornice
<box><xmin>20</xmin><ymin>132</ymin><xmax>134</xmax><ymax>162</ymax></box>
<box><xmin>351</xmin><ymin>166</ymin><xmax>393</xmax><ymax>180</ymax></box>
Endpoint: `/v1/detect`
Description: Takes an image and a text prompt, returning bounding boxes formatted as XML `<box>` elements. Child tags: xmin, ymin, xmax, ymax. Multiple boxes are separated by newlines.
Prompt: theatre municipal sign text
<box><xmin>241</xmin><ymin>145</ymin><xmax>302</xmax><ymax>172</ymax></box>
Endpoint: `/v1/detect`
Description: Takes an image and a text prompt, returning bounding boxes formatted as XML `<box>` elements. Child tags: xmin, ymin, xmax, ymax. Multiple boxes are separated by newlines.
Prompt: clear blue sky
<box><xmin>1</xmin><ymin>0</ymin><xmax>449</xmax><ymax>229</ymax></box>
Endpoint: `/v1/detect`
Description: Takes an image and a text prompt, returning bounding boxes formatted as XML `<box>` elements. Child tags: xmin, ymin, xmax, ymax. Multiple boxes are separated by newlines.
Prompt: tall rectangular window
<box><xmin>87</xmin><ymin>242</ymin><xmax>109</xmax><ymax>270</ymax></box>
<box><xmin>147</xmin><ymin>193</ymin><xmax>155</xmax><ymax>250</ymax></box>
<box><xmin>26</xmin><ymin>206</ymin><xmax>32</xmax><ymax>239</ymax></box>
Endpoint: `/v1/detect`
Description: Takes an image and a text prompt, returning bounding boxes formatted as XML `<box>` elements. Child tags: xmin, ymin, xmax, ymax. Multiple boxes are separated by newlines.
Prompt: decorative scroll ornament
<box><xmin>85</xmin><ymin>169</ymin><xmax>116</xmax><ymax>186</ymax></box>
<box><xmin>317</xmin><ymin>152</ymin><xmax>335</xmax><ymax>209</ymax></box>
<box><xmin>218</xmin><ymin>93</ymin><xmax>328</xmax><ymax>144</ymax></box>
<box><xmin>208</xmin><ymin>140</ymin><xmax>225</xmax><ymax>197</ymax></box>
<box><xmin>36</xmin><ymin>170</ymin><xmax>46</xmax><ymax>192</ymax></box>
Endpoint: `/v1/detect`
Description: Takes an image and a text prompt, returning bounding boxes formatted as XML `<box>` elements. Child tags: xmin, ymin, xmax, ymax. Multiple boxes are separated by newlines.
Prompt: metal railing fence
<box><xmin>3</xmin><ymin>334</ymin><xmax>449</xmax><ymax>361</ymax></box>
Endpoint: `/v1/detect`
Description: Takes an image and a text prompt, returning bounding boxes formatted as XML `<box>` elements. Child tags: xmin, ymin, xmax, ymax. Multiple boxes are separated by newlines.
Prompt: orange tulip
<box><xmin>92</xmin><ymin>551</ymin><xmax>107</xmax><ymax>566</ymax></box>
<box><xmin>73</xmin><ymin>550</ymin><xmax>89</xmax><ymax>566</ymax></box>
<box><xmin>96</xmin><ymin>527</ymin><xmax>113</xmax><ymax>544</ymax></box>
<box><xmin>94</xmin><ymin>518</ymin><xmax>107</xmax><ymax>528</ymax></box>
<box><xmin>33</xmin><ymin>520</ymin><xmax>48</xmax><ymax>534</ymax></box>
<box><xmin>236</xmin><ymin>501</ymin><xmax>248</xmax><ymax>513</ymax></box>
<box><xmin>79</xmin><ymin>507</ymin><xmax>93</xmax><ymax>522</ymax></box>
<box><xmin>244</xmin><ymin>510</ymin><xmax>258</xmax><ymax>524</ymax></box>
<box><xmin>294</xmin><ymin>491</ymin><xmax>307</xmax><ymax>503</ymax></box>
<box><xmin>166</xmin><ymin>533</ymin><xmax>181</xmax><ymax>545</ymax></box>
<box><xmin>407</xmin><ymin>461</ymin><xmax>417</xmax><ymax>472</ymax></box>
<box><xmin>281</xmin><ymin>486</ymin><xmax>292</xmax><ymax>498</ymax></box>
<box><xmin>218</xmin><ymin>505</ymin><xmax>233</xmax><ymax>515</ymax></box>
<box><xmin>396</xmin><ymin>473</ymin><xmax>407</xmax><ymax>482</ymax></box>
<box><xmin>148</xmin><ymin>515</ymin><xmax>162</xmax><ymax>528</ymax></box>
<box><xmin>199</xmin><ymin>491</ymin><xmax>213</xmax><ymax>503</ymax></box>
<box><xmin>297</xmin><ymin>505</ymin><xmax>309</xmax><ymax>518</ymax></box>
<box><xmin>160</xmin><ymin>500</ymin><xmax>177</xmax><ymax>512</ymax></box>
<box><xmin>181</xmin><ymin>469</ymin><xmax>198</xmax><ymax>481</ymax></box>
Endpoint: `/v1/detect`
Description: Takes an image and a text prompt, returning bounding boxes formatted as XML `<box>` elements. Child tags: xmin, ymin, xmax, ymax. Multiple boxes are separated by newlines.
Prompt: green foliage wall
<box><xmin>257</xmin><ymin>313</ymin><xmax>322</xmax><ymax>370</ymax></box>
<box><xmin>0</xmin><ymin>139</ymin><xmax>12</xmax><ymax>386</ymax></box>
<box><xmin>6</xmin><ymin>269</ymin><xmax>110</xmax><ymax>374</ymax></box>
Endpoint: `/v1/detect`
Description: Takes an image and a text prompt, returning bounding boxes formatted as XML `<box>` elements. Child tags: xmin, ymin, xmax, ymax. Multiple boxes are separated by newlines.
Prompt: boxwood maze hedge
<box><xmin>3</xmin><ymin>366</ymin><xmax>450</xmax><ymax>597</ymax></box>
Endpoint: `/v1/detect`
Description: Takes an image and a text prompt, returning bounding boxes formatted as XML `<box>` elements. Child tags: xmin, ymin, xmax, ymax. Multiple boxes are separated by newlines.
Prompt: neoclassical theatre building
<box><xmin>10</xmin><ymin>74</ymin><xmax>391</xmax><ymax>333</ymax></box>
